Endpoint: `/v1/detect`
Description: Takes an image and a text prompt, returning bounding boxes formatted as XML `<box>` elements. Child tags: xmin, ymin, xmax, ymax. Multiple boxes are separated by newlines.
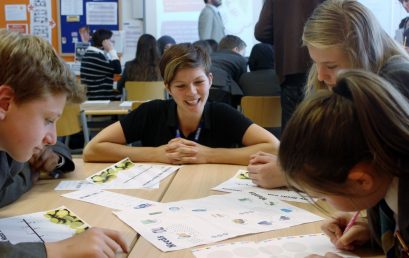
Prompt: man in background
<box><xmin>254</xmin><ymin>0</ymin><xmax>324</xmax><ymax>131</ymax></box>
<box><xmin>198</xmin><ymin>0</ymin><xmax>225</xmax><ymax>42</ymax></box>
<box><xmin>209</xmin><ymin>35</ymin><xmax>247</xmax><ymax>107</ymax></box>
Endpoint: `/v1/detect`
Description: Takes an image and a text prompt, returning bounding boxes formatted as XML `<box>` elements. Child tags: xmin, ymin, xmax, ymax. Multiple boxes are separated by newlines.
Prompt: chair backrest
<box><xmin>125</xmin><ymin>81</ymin><xmax>166</xmax><ymax>101</ymax></box>
<box><xmin>131</xmin><ymin>100</ymin><xmax>145</xmax><ymax>110</ymax></box>
<box><xmin>240</xmin><ymin>96</ymin><xmax>281</xmax><ymax>128</ymax></box>
<box><xmin>56</xmin><ymin>103</ymin><xmax>89</xmax><ymax>145</ymax></box>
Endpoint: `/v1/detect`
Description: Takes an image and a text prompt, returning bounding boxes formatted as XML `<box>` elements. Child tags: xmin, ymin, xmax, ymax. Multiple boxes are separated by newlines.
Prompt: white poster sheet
<box><xmin>212</xmin><ymin>170</ymin><xmax>317</xmax><ymax>203</ymax></box>
<box><xmin>62</xmin><ymin>189</ymin><xmax>159</xmax><ymax>211</ymax></box>
<box><xmin>192</xmin><ymin>233</ymin><xmax>359</xmax><ymax>258</ymax></box>
<box><xmin>0</xmin><ymin>206</ymin><xmax>90</xmax><ymax>244</ymax></box>
<box><xmin>61</xmin><ymin>0</ymin><xmax>83</xmax><ymax>16</ymax></box>
<box><xmin>5</xmin><ymin>5</ymin><xmax>27</xmax><ymax>21</ymax></box>
<box><xmin>85</xmin><ymin>158</ymin><xmax>180</xmax><ymax>189</ymax></box>
<box><xmin>86</xmin><ymin>2</ymin><xmax>117</xmax><ymax>25</ymax></box>
<box><xmin>114</xmin><ymin>191</ymin><xmax>323</xmax><ymax>252</ymax></box>
<box><xmin>29</xmin><ymin>0</ymin><xmax>53</xmax><ymax>43</ymax></box>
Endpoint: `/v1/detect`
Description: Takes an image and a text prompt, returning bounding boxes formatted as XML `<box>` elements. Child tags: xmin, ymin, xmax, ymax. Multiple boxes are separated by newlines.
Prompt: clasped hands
<box><xmin>162</xmin><ymin>138</ymin><xmax>210</xmax><ymax>164</ymax></box>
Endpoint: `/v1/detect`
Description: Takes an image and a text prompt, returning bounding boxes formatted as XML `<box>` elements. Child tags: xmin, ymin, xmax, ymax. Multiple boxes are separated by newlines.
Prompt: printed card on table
<box><xmin>84</xmin><ymin>157</ymin><xmax>180</xmax><ymax>189</ymax></box>
<box><xmin>62</xmin><ymin>189</ymin><xmax>159</xmax><ymax>211</ymax></box>
<box><xmin>55</xmin><ymin>180</ymin><xmax>159</xmax><ymax>191</ymax></box>
<box><xmin>113</xmin><ymin>191</ymin><xmax>323</xmax><ymax>252</ymax></box>
<box><xmin>192</xmin><ymin>233</ymin><xmax>359</xmax><ymax>258</ymax></box>
<box><xmin>0</xmin><ymin>206</ymin><xmax>90</xmax><ymax>244</ymax></box>
<box><xmin>212</xmin><ymin>170</ymin><xmax>317</xmax><ymax>203</ymax></box>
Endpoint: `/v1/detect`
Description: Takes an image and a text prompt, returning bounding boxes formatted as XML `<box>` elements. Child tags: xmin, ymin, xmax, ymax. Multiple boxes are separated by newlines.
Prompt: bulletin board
<box><xmin>58</xmin><ymin>0</ymin><xmax>120</xmax><ymax>55</ymax></box>
<box><xmin>0</xmin><ymin>0</ymin><xmax>59</xmax><ymax>51</ymax></box>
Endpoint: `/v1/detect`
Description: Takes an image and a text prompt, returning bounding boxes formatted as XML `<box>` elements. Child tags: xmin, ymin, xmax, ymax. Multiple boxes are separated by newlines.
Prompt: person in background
<box><xmin>248</xmin><ymin>0</ymin><xmax>409</xmax><ymax>189</ymax></box>
<box><xmin>254</xmin><ymin>0</ymin><xmax>324</xmax><ymax>131</ymax></box>
<box><xmin>198</xmin><ymin>0</ymin><xmax>225</xmax><ymax>42</ymax></box>
<box><xmin>80</xmin><ymin>29</ymin><xmax>122</xmax><ymax>100</ymax></box>
<box><xmin>117</xmin><ymin>34</ymin><xmax>162</xmax><ymax>93</ymax></box>
<box><xmin>209</xmin><ymin>35</ymin><xmax>247</xmax><ymax>106</ymax></box>
<box><xmin>157</xmin><ymin>35</ymin><xmax>176</xmax><ymax>56</ymax></box>
<box><xmin>205</xmin><ymin>39</ymin><xmax>218</xmax><ymax>52</ymax></box>
<box><xmin>79</xmin><ymin>25</ymin><xmax>91</xmax><ymax>44</ymax></box>
<box><xmin>397</xmin><ymin>0</ymin><xmax>409</xmax><ymax>50</ymax></box>
<box><xmin>239</xmin><ymin>43</ymin><xmax>280</xmax><ymax>96</ymax></box>
<box><xmin>0</xmin><ymin>29</ymin><xmax>128</xmax><ymax>258</ymax></box>
<box><xmin>279</xmin><ymin>70</ymin><xmax>409</xmax><ymax>258</ymax></box>
<box><xmin>83</xmin><ymin>43</ymin><xmax>278</xmax><ymax>165</ymax></box>
<box><xmin>0</xmin><ymin>142</ymin><xmax>75</xmax><ymax>208</ymax></box>
<box><xmin>193</xmin><ymin>39</ymin><xmax>213</xmax><ymax>54</ymax></box>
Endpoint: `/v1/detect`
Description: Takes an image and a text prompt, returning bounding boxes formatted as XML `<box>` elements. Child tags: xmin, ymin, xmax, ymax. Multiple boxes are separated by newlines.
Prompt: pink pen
<box><xmin>343</xmin><ymin>211</ymin><xmax>360</xmax><ymax>234</ymax></box>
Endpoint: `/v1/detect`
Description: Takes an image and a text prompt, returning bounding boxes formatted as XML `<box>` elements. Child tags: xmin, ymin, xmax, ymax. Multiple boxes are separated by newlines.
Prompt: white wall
<box><xmin>358</xmin><ymin>0</ymin><xmax>407</xmax><ymax>40</ymax></box>
<box><xmin>120</xmin><ymin>0</ymin><xmax>409</xmax><ymax>62</ymax></box>
<box><xmin>124</xmin><ymin>0</ymin><xmax>263</xmax><ymax>56</ymax></box>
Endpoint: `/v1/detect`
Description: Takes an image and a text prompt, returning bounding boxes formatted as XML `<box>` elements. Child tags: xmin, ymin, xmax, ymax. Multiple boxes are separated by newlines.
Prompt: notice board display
<box><xmin>59</xmin><ymin>0</ymin><xmax>120</xmax><ymax>55</ymax></box>
<box><xmin>0</xmin><ymin>0</ymin><xmax>59</xmax><ymax>50</ymax></box>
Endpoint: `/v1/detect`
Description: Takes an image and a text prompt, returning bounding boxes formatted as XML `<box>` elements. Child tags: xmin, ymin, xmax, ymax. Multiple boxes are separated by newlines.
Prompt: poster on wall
<box><xmin>5</xmin><ymin>4</ymin><xmax>27</xmax><ymax>21</ymax></box>
<box><xmin>29</xmin><ymin>0</ymin><xmax>53</xmax><ymax>43</ymax></box>
<box><xmin>122</xmin><ymin>20</ymin><xmax>144</xmax><ymax>63</ymax></box>
<box><xmin>86</xmin><ymin>2</ymin><xmax>117</xmax><ymax>25</ymax></box>
<box><xmin>7</xmin><ymin>24</ymin><xmax>28</xmax><ymax>34</ymax></box>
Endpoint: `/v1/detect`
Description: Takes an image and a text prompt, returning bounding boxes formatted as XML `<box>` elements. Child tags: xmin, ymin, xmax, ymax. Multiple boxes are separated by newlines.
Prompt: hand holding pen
<box><xmin>321</xmin><ymin>212</ymin><xmax>370</xmax><ymax>251</ymax></box>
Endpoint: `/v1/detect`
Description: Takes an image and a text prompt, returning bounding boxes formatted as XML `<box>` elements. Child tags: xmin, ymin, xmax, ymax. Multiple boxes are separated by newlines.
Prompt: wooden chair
<box><xmin>56</xmin><ymin>103</ymin><xmax>90</xmax><ymax>149</ymax></box>
<box><xmin>131</xmin><ymin>100</ymin><xmax>145</xmax><ymax>110</ymax></box>
<box><xmin>240</xmin><ymin>96</ymin><xmax>281</xmax><ymax>128</ymax></box>
<box><xmin>125</xmin><ymin>81</ymin><xmax>166</xmax><ymax>101</ymax></box>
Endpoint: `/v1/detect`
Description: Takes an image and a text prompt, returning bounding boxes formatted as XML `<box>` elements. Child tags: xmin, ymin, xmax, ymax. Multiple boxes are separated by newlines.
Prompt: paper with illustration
<box><xmin>114</xmin><ymin>191</ymin><xmax>323</xmax><ymax>252</ymax></box>
<box><xmin>192</xmin><ymin>233</ymin><xmax>359</xmax><ymax>258</ymax></box>
<box><xmin>55</xmin><ymin>179</ymin><xmax>159</xmax><ymax>190</ymax></box>
<box><xmin>62</xmin><ymin>189</ymin><xmax>159</xmax><ymax>211</ymax></box>
<box><xmin>0</xmin><ymin>206</ymin><xmax>90</xmax><ymax>244</ymax></box>
<box><xmin>76</xmin><ymin>158</ymin><xmax>180</xmax><ymax>189</ymax></box>
<box><xmin>212</xmin><ymin>170</ymin><xmax>317</xmax><ymax>203</ymax></box>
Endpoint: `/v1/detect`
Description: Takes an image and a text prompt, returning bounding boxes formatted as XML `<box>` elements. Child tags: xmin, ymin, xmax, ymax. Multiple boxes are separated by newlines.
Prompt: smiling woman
<box><xmin>83</xmin><ymin>43</ymin><xmax>279</xmax><ymax>165</ymax></box>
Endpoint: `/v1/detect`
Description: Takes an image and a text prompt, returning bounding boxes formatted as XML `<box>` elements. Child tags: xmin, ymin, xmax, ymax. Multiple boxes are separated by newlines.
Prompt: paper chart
<box><xmin>192</xmin><ymin>233</ymin><xmax>359</xmax><ymax>258</ymax></box>
<box><xmin>79</xmin><ymin>157</ymin><xmax>180</xmax><ymax>189</ymax></box>
<box><xmin>212</xmin><ymin>170</ymin><xmax>317</xmax><ymax>203</ymax></box>
<box><xmin>62</xmin><ymin>189</ymin><xmax>159</xmax><ymax>211</ymax></box>
<box><xmin>114</xmin><ymin>191</ymin><xmax>323</xmax><ymax>252</ymax></box>
<box><xmin>0</xmin><ymin>206</ymin><xmax>90</xmax><ymax>244</ymax></box>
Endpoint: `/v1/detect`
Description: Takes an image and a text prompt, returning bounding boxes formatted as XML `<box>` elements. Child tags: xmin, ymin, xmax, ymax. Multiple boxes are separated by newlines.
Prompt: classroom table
<box><xmin>81</xmin><ymin>101</ymin><xmax>131</xmax><ymax>116</ymax></box>
<box><xmin>0</xmin><ymin>160</ymin><xmax>384</xmax><ymax>257</ymax></box>
<box><xmin>0</xmin><ymin>159</ymin><xmax>177</xmax><ymax>257</ymax></box>
<box><xmin>128</xmin><ymin>164</ymin><xmax>384</xmax><ymax>258</ymax></box>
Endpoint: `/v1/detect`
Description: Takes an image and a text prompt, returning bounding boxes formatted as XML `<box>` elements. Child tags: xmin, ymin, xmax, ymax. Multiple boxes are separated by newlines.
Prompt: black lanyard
<box><xmin>175</xmin><ymin>122</ymin><xmax>203</xmax><ymax>142</ymax></box>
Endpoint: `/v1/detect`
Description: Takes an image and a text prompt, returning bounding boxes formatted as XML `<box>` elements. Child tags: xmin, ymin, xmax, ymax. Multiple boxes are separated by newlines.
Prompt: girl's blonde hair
<box><xmin>303</xmin><ymin>0</ymin><xmax>409</xmax><ymax>94</ymax></box>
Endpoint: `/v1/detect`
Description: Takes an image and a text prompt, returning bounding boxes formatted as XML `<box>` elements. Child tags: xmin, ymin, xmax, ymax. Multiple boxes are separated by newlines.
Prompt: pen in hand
<box><xmin>343</xmin><ymin>211</ymin><xmax>361</xmax><ymax>234</ymax></box>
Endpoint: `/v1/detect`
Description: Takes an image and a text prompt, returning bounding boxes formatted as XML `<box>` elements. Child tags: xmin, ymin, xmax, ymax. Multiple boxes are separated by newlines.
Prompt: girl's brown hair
<box><xmin>159</xmin><ymin>43</ymin><xmax>211</xmax><ymax>86</ymax></box>
<box><xmin>279</xmin><ymin>69</ymin><xmax>409</xmax><ymax>195</ymax></box>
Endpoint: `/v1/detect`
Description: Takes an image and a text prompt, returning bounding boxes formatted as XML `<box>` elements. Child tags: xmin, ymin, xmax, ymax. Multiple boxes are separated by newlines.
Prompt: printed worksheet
<box><xmin>192</xmin><ymin>233</ymin><xmax>359</xmax><ymax>258</ymax></box>
<box><xmin>55</xmin><ymin>180</ymin><xmax>159</xmax><ymax>190</ymax></box>
<box><xmin>114</xmin><ymin>191</ymin><xmax>323</xmax><ymax>252</ymax></box>
<box><xmin>62</xmin><ymin>189</ymin><xmax>159</xmax><ymax>211</ymax></box>
<box><xmin>84</xmin><ymin>158</ymin><xmax>180</xmax><ymax>189</ymax></box>
<box><xmin>0</xmin><ymin>206</ymin><xmax>90</xmax><ymax>244</ymax></box>
<box><xmin>212</xmin><ymin>170</ymin><xmax>316</xmax><ymax>203</ymax></box>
